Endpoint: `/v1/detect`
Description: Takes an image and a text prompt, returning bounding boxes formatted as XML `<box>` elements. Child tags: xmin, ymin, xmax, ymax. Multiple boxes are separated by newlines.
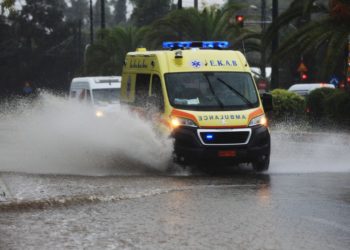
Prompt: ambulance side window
<box><xmin>135</xmin><ymin>74</ymin><xmax>150</xmax><ymax>106</ymax></box>
<box><xmin>151</xmin><ymin>74</ymin><xmax>164</xmax><ymax>112</ymax></box>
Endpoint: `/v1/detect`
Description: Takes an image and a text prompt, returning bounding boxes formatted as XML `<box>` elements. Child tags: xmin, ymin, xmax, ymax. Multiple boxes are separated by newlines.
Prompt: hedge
<box><xmin>270</xmin><ymin>89</ymin><xmax>306</xmax><ymax>119</ymax></box>
<box><xmin>269</xmin><ymin>88</ymin><xmax>350</xmax><ymax>126</ymax></box>
<box><xmin>307</xmin><ymin>88</ymin><xmax>337</xmax><ymax>118</ymax></box>
<box><xmin>324</xmin><ymin>90</ymin><xmax>350</xmax><ymax>123</ymax></box>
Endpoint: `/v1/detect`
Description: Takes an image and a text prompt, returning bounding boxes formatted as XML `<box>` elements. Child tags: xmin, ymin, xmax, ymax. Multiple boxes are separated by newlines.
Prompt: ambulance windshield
<box><xmin>92</xmin><ymin>88</ymin><xmax>120</xmax><ymax>105</ymax></box>
<box><xmin>165</xmin><ymin>72</ymin><xmax>259</xmax><ymax>111</ymax></box>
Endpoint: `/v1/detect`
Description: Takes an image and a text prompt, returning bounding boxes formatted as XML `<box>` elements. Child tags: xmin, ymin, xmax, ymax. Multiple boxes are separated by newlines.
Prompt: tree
<box><xmin>0</xmin><ymin>0</ymin><xmax>15</xmax><ymax>14</ymax></box>
<box><xmin>0</xmin><ymin>0</ymin><xmax>84</xmax><ymax>94</ymax></box>
<box><xmin>85</xmin><ymin>26</ymin><xmax>146</xmax><ymax>75</ymax></box>
<box><xmin>65</xmin><ymin>0</ymin><xmax>89</xmax><ymax>25</ymax></box>
<box><xmin>113</xmin><ymin>0</ymin><xmax>127</xmax><ymax>25</ymax></box>
<box><xmin>263</xmin><ymin>0</ymin><xmax>350</xmax><ymax>82</ymax></box>
<box><xmin>144</xmin><ymin>4</ymin><xmax>244</xmax><ymax>49</ymax></box>
<box><xmin>129</xmin><ymin>0</ymin><xmax>172</xmax><ymax>27</ymax></box>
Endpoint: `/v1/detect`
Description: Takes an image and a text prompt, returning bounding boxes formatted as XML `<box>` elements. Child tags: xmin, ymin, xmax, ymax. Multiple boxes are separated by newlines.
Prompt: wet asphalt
<box><xmin>0</xmin><ymin>171</ymin><xmax>349</xmax><ymax>250</ymax></box>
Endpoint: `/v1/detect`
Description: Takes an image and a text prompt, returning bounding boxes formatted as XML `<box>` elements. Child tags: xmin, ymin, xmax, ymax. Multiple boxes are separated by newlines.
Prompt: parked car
<box><xmin>288</xmin><ymin>83</ymin><xmax>335</xmax><ymax>97</ymax></box>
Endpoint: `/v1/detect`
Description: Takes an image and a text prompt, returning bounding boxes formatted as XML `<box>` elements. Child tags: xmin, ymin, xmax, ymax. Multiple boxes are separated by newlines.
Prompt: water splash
<box><xmin>270</xmin><ymin>122</ymin><xmax>350</xmax><ymax>173</ymax></box>
<box><xmin>1</xmin><ymin>93</ymin><xmax>349</xmax><ymax>175</ymax></box>
<box><xmin>0</xmin><ymin>91</ymin><xmax>173</xmax><ymax>175</ymax></box>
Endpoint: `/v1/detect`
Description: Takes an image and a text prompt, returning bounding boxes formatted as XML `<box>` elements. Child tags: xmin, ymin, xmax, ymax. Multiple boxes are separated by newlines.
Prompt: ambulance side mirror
<box><xmin>261</xmin><ymin>93</ymin><xmax>273</xmax><ymax>112</ymax></box>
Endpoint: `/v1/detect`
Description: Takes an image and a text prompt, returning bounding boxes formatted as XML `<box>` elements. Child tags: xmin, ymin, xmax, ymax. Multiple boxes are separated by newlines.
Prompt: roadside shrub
<box><xmin>307</xmin><ymin>88</ymin><xmax>337</xmax><ymax>118</ymax></box>
<box><xmin>324</xmin><ymin>90</ymin><xmax>350</xmax><ymax>124</ymax></box>
<box><xmin>271</xmin><ymin>89</ymin><xmax>306</xmax><ymax>120</ymax></box>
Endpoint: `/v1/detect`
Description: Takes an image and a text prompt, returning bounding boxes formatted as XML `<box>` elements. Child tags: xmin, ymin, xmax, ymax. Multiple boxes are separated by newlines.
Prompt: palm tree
<box><xmin>84</xmin><ymin>26</ymin><xmax>147</xmax><ymax>75</ymax></box>
<box><xmin>144</xmin><ymin>4</ymin><xmax>246</xmax><ymax>49</ymax></box>
<box><xmin>263</xmin><ymin>0</ymin><xmax>350</xmax><ymax>81</ymax></box>
<box><xmin>1</xmin><ymin>0</ymin><xmax>15</xmax><ymax>12</ymax></box>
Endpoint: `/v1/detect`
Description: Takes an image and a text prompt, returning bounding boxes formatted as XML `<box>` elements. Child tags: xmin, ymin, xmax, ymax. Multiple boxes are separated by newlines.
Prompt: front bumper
<box><xmin>172</xmin><ymin>125</ymin><xmax>270</xmax><ymax>164</ymax></box>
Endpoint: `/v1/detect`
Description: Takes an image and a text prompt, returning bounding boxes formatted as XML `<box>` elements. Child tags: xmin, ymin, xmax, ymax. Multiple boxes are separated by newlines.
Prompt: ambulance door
<box><xmin>150</xmin><ymin>74</ymin><xmax>164</xmax><ymax>113</ymax></box>
<box><xmin>134</xmin><ymin>73</ymin><xmax>151</xmax><ymax>107</ymax></box>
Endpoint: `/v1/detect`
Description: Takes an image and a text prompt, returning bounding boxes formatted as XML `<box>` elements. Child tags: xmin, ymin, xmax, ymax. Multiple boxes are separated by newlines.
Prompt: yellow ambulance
<box><xmin>121</xmin><ymin>41</ymin><xmax>273</xmax><ymax>171</ymax></box>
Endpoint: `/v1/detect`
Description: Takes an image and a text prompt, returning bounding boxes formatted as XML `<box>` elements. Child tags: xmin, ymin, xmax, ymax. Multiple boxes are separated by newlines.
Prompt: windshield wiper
<box><xmin>204</xmin><ymin>73</ymin><xmax>224</xmax><ymax>110</ymax></box>
<box><xmin>216</xmin><ymin>77</ymin><xmax>254</xmax><ymax>108</ymax></box>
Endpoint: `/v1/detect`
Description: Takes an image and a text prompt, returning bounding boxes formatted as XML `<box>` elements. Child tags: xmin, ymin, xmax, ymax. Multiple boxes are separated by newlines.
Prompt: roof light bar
<box><xmin>162</xmin><ymin>41</ymin><xmax>230</xmax><ymax>50</ymax></box>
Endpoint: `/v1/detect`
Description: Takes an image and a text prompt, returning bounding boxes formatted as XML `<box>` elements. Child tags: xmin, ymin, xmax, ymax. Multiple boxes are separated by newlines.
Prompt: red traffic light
<box><xmin>301</xmin><ymin>73</ymin><xmax>308</xmax><ymax>80</ymax></box>
<box><xmin>235</xmin><ymin>15</ymin><xmax>244</xmax><ymax>27</ymax></box>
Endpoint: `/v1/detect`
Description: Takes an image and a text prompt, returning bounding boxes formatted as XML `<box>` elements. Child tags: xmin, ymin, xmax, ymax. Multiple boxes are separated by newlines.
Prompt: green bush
<box><xmin>271</xmin><ymin>89</ymin><xmax>306</xmax><ymax>119</ymax></box>
<box><xmin>325</xmin><ymin>90</ymin><xmax>350</xmax><ymax>123</ymax></box>
<box><xmin>307</xmin><ymin>88</ymin><xmax>337</xmax><ymax>118</ymax></box>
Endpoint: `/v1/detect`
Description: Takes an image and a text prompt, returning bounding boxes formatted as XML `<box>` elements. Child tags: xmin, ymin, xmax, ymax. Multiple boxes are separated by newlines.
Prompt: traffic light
<box><xmin>301</xmin><ymin>73</ymin><xmax>308</xmax><ymax>81</ymax></box>
<box><xmin>235</xmin><ymin>15</ymin><xmax>244</xmax><ymax>27</ymax></box>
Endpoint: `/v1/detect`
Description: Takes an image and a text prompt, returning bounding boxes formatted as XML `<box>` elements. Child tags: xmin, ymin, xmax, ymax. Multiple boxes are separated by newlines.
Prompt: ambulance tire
<box><xmin>252</xmin><ymin>154</ymin><xmax>270</xmax><ymax>172</ymax></box>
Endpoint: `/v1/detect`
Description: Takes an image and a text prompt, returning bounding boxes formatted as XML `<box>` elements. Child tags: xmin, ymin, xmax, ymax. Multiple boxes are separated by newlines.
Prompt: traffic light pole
<box><xmin>271</xmin><ymin>0</ymin><xmax>279</xmax><ymax>89</ymax></box>
<box><xmin>346</xmin><ymin>35</ymin><xmax>350</xmax><ymax>91</ymax></box>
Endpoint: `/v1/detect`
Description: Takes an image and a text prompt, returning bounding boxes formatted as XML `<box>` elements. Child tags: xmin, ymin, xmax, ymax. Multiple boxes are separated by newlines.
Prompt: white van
<box><xmin>69</xmin><ymin>76</ymin><xmax>121</xmax><ymax>116</ymax></box>
<box><xmin>288</xmin><ymin>83</ymin><xmax>335</xmax><ymax>96</ymax></box>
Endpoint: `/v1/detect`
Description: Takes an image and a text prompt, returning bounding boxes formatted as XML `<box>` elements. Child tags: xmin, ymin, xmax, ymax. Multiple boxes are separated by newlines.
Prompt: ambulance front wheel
<box><xmin>252</xmin><ymin>154</ymin><xmax>270</xmax><ymax>172</ymax></box>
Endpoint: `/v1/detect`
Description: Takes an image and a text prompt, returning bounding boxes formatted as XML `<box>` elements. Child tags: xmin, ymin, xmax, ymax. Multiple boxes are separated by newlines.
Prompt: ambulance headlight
<box><xmin>95</xmin><ymin>110</ymin><xmax>104</xmax><ymax>118</ymax></box>
<box><xmin>171</xmin><ymin>117</ymin><xmax>197</xmax><ymax>128</ymax></box>
<box><xmin>249</xmin><ymin>115</ymin><xmax>267</xmax><ymax>127</ymax></box>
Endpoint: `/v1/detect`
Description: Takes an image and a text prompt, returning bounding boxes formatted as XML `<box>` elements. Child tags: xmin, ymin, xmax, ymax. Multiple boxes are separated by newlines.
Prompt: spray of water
<box><xmin>270</xmin><ymin>122</ymin><xmax>350</xmax><ymax>173</ymax></box>
<box><xmin>1</xmin><ymin>92</ymin><xmax>349</xmax><ymax>176</ymax></box>
<box><xmin>0</xmin><ymin>92</ymin><xmax>173</xmax><ymax>175</ymax></box>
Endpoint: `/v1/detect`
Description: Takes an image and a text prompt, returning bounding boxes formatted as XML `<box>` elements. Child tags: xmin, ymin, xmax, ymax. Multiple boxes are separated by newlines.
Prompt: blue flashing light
<box><xmin>177</xmin><ymin>41</ymin><xmax>192</xmax><ymax>48</ymax></box>
<box><xmin>217</xmin><ymin>41</ymin><xmax>230</xmax><ymax>49</ymax></box>
<box><xmin>162</xmin><ymin>41</ymin><xmax>230</xmax><ymax>50</ymax></box>
<box><xmin>202</xmin><ymin>41</ymin><xmax>215</xmax><ymax>49</ymax></box>
<box><xmin>205</xmin><ymin>134</ymin><xmax>214</xmax><ymax>140</ymax></box>
<box><xmin>162</xmin><ymin>42</ymin><xmax>175</xmax><ymax>49</ymax></box>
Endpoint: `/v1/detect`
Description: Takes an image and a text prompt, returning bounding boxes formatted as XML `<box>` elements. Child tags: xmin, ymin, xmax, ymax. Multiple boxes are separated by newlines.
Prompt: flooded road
<box><xmin>1</xmin><ymin>93</ymin><xmax>350</xmax><ymax>249</ymax></box>
<box><xmin>0</xmin><ymin>173</ymin><xmax>349</xmax><ymax>250</ymax></box>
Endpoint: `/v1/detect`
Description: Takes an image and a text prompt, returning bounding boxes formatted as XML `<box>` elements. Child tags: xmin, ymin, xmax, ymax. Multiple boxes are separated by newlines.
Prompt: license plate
<box><xmin>218</xmin><ymin>150</ymin><xmax>236</xmax><ymax>157</ymax></box>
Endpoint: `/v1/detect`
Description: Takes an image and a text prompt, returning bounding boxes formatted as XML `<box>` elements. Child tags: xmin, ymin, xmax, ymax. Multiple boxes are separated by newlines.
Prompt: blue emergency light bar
<box><xmin>162</xmin><ymin>41</ymin><xmax>230</xmax><ymax>50</ymax></box>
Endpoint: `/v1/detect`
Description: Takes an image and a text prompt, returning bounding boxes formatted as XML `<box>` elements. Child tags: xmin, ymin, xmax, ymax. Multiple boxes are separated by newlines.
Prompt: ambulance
<box><xmin>121</xmin><ymin>41</ymin><xmax>273</xmax><ymax>171</ymax></box>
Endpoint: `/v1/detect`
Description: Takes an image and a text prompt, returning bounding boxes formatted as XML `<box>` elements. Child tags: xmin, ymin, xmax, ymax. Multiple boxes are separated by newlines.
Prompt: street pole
<box><xmin>261</xmin><ymin>0</ymin><xmax>267</xmax><ymax>80</ymax></box>
<box><xmin>178</xmin><ymin>0</ymin><xmax>182</xmax><ymax>9</ymax></box>
<box><xmin>194</xmin><ymin>0</ymin><xmax>198</xmax><ymax>10</ymax></box>
<box><xmin>346</xmin><ymin>35</ymin><xmax>350</xmax><ymax>91</ymax></box>
<box><xmin>261</xmin><ymin>0</ymin><xmax>266</xmax><ymax>31</ymax></box>
<box><xmin>271</xmin><ymin>0</ymin><xmax>279</xmax><ymax>89</ymax></box>
<box><xmin>78</xmin><ymin>19</ymin><xmax>82</xmax><ymax>65</ymax></box>
<box><xmin>89</xmin><ymin>0</ymin><xmax>93</xmax><ymax>44</ymax></box>
<box><xmin>101</xmin><ymin>0</ymin><xmax>106</xmax><ymax>29</ymax></box>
